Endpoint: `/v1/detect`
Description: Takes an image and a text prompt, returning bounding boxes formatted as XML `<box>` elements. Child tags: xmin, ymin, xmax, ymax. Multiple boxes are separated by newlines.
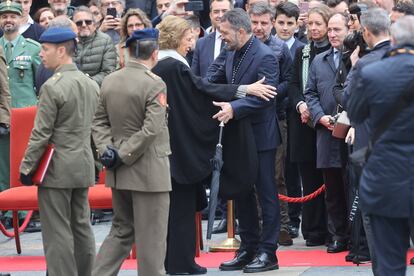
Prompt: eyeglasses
<box><xmin>75</xmin><ymin>20</ymin><xmax>93</xmax><ymax>27</ymax></box>
<box><xmin>127</xmin><ymin>22</ymin><xmax>144</xmax><ymax>29</ymax></box>
<box><xmin>156</xmin><ymin>3</ymin><xmax>170</xmax><ymax>9</ymax></box>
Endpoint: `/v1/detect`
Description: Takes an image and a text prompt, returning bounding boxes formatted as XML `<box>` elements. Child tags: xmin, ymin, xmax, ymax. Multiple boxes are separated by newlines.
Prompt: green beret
<box><xmin>0</xmin><ymin>1</ymin><xmax>22</xmax><ymax>16</ymax></box>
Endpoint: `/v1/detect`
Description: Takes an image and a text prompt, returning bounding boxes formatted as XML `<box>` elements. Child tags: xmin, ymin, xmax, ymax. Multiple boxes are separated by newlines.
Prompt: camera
<box><xmin>343</xmin><ymin>30</ymin><xmax>368</xmax><ymax>57</ymax></box>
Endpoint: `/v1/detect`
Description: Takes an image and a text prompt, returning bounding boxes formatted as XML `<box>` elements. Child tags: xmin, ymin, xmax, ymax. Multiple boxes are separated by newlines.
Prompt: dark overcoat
<box><xmin>347</xmin><ymin>47</ymin><xmax>414</xmax><ymax>218</ymax></box>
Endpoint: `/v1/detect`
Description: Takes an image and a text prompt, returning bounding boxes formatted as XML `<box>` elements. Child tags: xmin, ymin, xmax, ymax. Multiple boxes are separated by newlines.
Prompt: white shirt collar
<box><xmin>284</xmin><ymin>36</ymin><xmax>296</xmax><ymax>50</ymax></box>
<box><xmin>158</xmin><ymin>49</ymin><xmax>190</xmax><ymax>67</ymax></box>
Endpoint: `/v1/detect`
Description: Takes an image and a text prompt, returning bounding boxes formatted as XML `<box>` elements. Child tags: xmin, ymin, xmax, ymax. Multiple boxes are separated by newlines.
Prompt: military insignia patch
<box><xmin>157</xmin><ymin>92</ymin><xmax>167</xmax><ymax>107</ymax></box>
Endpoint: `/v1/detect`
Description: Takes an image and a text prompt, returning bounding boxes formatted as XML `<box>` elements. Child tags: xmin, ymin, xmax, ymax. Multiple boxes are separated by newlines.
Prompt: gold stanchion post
<box><xmin>209</xmin><ymin>200</ymin><xmax>240</xmax><ymax>252</ymax></box>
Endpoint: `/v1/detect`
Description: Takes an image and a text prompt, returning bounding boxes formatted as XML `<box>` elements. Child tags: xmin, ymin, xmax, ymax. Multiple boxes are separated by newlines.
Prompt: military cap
<box><xmin>0</xmin><ymin>1</ymin><xmax>22</xmax><ymax>16</ymax></box>
<box><xmin>39</xmin><ymin>27</ymin><xmax>77</xmax><ymax>44</ymax></box>
<box><xmin>125</xmin><ymin>28</ymin><xmax>159</xmax><ymax>48</ymax></box>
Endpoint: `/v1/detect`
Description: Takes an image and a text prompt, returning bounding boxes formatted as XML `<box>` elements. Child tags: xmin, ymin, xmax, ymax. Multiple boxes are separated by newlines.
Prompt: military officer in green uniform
<box><xmin>0</xmin><ymin>0</ymin><xmax>40</xmax><ymax>192</ymax></box>
<box><xmin>92</xmin><ymin>29</ymin><xmax>171</xmax><ymax>276</ymax></box>
<box><xmin>20</xmin><ymin>27</ymin><xmax>98</xmax><ymax>276</ymax></box>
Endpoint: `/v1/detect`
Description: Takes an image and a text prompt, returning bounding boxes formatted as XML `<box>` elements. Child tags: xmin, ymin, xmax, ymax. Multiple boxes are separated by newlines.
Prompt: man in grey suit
<box><xmin>92</xmin><ymin>28</ymin><xmax>171</xmax><ymax>276</ymax></box>
<box><xmin>20</xmin><ymin>27</ymin><xmax>99</xmax><ymax>276</ymax></box>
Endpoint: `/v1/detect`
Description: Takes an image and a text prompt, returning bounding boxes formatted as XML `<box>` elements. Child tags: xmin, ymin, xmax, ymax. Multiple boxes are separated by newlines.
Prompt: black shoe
<box><xmin>0</xmin><ymin>273</ymin><xmax>11</xmax><ymax>276</ymax></box>
<box><xmin>219</xmin><ymin>250</ymin><xmax>255</xmax><ymax>271</ymax></box>
<box><xmin>345</xmin><ymin>252</ymin><xmax>355</xmax><ymax>262</ymax></box>
<box><xmin>212</xmin><ymin>218</ymin><xmax>227</xmax><ymax>234</ymax></box>
<box><xmin>352</xmin><ymin>254</ymin><xmax>371</xmax><ymax>264</ymax></box>
<box><xmin>243</xmin><ymin>252</ymin><xmax>279</xmax><ymax>273</ymax></box>
<box><xmin>305</xmin><ymin>238</ymin><xmax>325</xmax><ymax>247</ymax></box>
<box><xmin>168</xmin><ymin>263</ymin><xmax>207</xmax><ymax>275</ymax></box>
<box><xmin>288</xmin><ymin>225</ymin><xmax>299</xmax><ymax>239</ymax></box>
<box><xmin>327</xmin><ymin>240</ymin><xmax>348</xmax><ymax>253</ymax></box>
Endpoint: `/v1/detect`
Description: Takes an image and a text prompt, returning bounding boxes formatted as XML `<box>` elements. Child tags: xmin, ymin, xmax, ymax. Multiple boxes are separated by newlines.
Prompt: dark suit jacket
<box><xmin>207</xmin><ymin>36</ymin><xmax>281</xmax><ymax>151</ymax></box>
<box><xmin>342</xmin><ymin>40</ymin><xmax>391</xmax><ymax>150</ymax></box>
<box><xmin>192</xmin><ymin>32</ymin><xmax>216</xmax><ymax>77</ymax></box>
<box><xmin>347</xmin><ymin>46</ymin><xmax>414</xmax><ymax>218</ymax></box>
<box><xmin>289</xmin><ymin>38</ymin><xmax>305</xmax><ymax>60</ymax></box>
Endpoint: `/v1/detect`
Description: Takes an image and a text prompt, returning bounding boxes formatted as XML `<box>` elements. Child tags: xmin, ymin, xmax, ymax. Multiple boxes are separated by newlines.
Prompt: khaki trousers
<box><xmin>38</xmin><ymin>187</ymin><xmax>96</xmax><ymax>276</ymax></box>
<box><xmin>92</xmin><ymin>189</ymin><xmax>169</xmax><ymax>276</ymax></box>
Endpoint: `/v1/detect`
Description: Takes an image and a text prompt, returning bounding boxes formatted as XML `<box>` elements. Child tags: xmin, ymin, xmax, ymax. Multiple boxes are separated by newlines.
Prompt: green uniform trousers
<box><xmin>38</xmin><ymin>187</ymin><xmax>96</xmax><ymax>276</ymax></box>
<box><xmin>93</xmin><ymin>189</ymin><xmax>169</xmax><ymax>276</ymax></box>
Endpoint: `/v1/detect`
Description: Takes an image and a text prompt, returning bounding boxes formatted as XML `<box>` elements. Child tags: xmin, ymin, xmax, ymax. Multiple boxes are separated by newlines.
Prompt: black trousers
<box><xmin>165</xmin><ymin>180</ymin><xmax>197</xmax><ymax>272</ymax></box>
<box><xmin>298</xmin><ymin>162</ymin><xmax>327</xmax><ymax>241</ymax></box>
<box><xmin>369</xmin><ymin>215</ymin><xmax>412</xmax><ymax>276</ymax></box>
<box><xmin>237</xmin><ymin>150</ymin><xmax>280</xmax><ymax>254</ymax></box>
<box><xmin>322</xmin><ymin>167</ymin><xmax>348</xmax><ymax>242</ymax></box>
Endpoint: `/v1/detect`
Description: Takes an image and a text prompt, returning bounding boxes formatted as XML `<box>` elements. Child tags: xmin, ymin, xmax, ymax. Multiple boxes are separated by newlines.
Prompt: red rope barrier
<box><xmin>0</xmin><ymin>211</ymin><xmax>33</xmax><ymax>238</ymax></box>
<box><xmin>278</xmin><ymin>184</ymin><xmax>326</xmax><ymax>203</ymax></box>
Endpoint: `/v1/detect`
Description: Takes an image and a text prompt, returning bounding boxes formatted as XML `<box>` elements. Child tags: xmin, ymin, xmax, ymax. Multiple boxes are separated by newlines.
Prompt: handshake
<box><xmin>100</xmin><ymin>145</ymin><xmax>123</xmax><ymax>170</ymax></box>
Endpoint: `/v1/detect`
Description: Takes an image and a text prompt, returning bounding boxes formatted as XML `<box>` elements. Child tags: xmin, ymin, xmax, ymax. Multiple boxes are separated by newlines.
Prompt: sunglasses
<box><xmin>75</xmin><ymin>20</ymin><xmax>93</xmax><ymax>27</ymax></box>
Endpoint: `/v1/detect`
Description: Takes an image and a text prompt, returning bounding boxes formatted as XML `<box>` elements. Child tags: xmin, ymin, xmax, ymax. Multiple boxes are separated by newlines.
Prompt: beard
<box><xmin>2</xmin><ymin>24</ymin><xmax>18</xmax><ymax>34</ymax></box>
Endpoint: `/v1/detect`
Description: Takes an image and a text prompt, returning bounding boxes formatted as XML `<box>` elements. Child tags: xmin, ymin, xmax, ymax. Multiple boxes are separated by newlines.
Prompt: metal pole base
<box><xmin>209</xmin><ymin>237</ymin><xmax>241</xmax><ymax>252</ymax></box>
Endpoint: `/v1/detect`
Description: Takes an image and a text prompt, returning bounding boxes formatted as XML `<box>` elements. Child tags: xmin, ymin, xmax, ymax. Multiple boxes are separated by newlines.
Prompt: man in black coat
<box><xmin>347</xmin><ymin>15</ymin><xmax>414</xmax><ymax>276</ymax></box>
<box><xmin>341</xmin><ymin>8</ymin><xmax>391</xmax><ymax>264</ymax></box>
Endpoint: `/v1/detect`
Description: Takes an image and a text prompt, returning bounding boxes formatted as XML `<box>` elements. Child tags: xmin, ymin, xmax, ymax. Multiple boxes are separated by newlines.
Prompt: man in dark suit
<box><xmin>207</xmin><ymin>8</ymin><xmax>281</xmax><ymax>273</ymax></box>
<box><xmin>347</xmin><ymin>15</ymin><xmax>414</xmax><ymax>276</ymax></box>
<box><xmin>248</xmin><ymin>2</ymin><xmax>293</xmax><ymax>246</ymax></box>
<box><xmin>192</xmin><ymin>0</ymin><xmax>232</xmax><ymax>77</ymax></box>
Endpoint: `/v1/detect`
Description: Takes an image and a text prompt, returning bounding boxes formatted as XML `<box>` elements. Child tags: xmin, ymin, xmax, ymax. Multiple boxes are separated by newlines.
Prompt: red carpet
<box><xmin>1</xmin><ymin>250</ymin><xmax>414</xmax><ymax>271</ymax></box>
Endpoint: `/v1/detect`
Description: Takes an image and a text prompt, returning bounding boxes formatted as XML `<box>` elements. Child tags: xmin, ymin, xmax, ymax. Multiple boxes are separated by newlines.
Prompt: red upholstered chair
<box><xmin>0</xmin><ymin>107</ymin><xmax>112</xmax><ymax>254</ymax></box>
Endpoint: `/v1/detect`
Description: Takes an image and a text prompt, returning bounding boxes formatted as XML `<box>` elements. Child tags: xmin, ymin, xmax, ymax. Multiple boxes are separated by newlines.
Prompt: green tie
<box><xmin>5</xmin><ymin>42</ymin><xmax>13</xmax><ymax>63</ymax></box>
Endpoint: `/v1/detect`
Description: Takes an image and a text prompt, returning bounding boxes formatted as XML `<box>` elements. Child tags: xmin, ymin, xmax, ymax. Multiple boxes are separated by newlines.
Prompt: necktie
<box><xmin>220</xmin><ymin>38</ymin><xmax>225</xmax><ymax>50</ymax></box>
<box><xmin>5</xmin><ymin>42</ymin><xmax>13</xmax><ymax>64</ymax></box>
<box><xmin>333</xmin><ymin>50</ymin><xmax>339</xmax><ymax>69</ymax></box>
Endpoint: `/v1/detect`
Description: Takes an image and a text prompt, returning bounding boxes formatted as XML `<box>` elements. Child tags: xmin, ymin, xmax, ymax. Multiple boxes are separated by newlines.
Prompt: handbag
<box><xmin>349</xmin><ymin>79</ymin><xmax>414</xmax><ymax>169</ymax></box>
<box><xmin>332</xmin><ymin>110</ymin><xmax>351</xmax><ymax>139</ymax></box>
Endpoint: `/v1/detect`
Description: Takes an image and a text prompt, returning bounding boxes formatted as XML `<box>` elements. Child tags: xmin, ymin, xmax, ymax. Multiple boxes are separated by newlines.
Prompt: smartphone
<box><xmin>184</xmin><ymin>1</ymin><xmax>204</xmax><ymax>11</ymax></box>
<box><xmin>107</xmin><ymin>7</ymin><xmax>117</xmax><ymax>18</ymax></box>
<box><xmin>299</xmin><ymin>2</ymin><xmax>309</xmax><ymax>13</ymax></box>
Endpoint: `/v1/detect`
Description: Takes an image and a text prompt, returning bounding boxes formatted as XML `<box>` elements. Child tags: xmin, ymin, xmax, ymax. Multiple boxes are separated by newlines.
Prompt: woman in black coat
<box><xmin>288</xmin><ymin>5</ymin><xmax>332</xmax><ymax>246</ymax></box>
<box><xmin>153</xmin><ymin>15</ymin><xmax>275</xmax><ymax>275</ymax></box>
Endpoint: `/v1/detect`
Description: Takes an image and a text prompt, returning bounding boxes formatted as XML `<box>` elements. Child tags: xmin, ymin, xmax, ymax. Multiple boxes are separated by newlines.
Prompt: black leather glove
<box><xmin>100</xmin><ymin>146</ymin><xmax>123</xmax><ymax>170</ymax></box>
<box><xmin>20</xmin><ymin>173</ymin><xmax>33</xmax><ymax>186</ymax></box>
<box><xmin>0</xmin><ymin>123</ymin><xmax>9</xmax><ymax>136</ymax></box>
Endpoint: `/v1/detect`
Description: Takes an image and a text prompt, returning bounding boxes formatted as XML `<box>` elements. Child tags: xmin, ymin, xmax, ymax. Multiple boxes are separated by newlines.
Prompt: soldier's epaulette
<box><xmin>25</xmin><ymin>38</ymin><xmax>41</xmax><ymax>47</ymax></box>
<box><xmin>145</xmin><ymin>70</ymin><xmax>161</xmax><ymax>80</ymax></box>
<box><xmin>49</xmin><ymin>72</ymin><xmax>63</xmax><ymax>83</ymax></box>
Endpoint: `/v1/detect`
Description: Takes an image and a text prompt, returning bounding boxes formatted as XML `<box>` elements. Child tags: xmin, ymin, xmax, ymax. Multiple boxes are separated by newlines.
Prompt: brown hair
<box><xmin>157</xmin><ymin>15</ymin><xmax>191</xmax><ymax>50</ymax></box>
<box><xmin>120</xmin><ymin>8</ymin><xmax>152</xmax><ymax>42</ymax></box>
<box><xmin>33</xmin><ymin>7</ymin><xmax>53</xmax><ymax>23</ymax></box>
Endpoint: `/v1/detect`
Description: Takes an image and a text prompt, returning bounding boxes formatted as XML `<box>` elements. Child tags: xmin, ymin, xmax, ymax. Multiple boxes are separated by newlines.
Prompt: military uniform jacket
<box><xmin>20</xmin><ymin>64</ymin><xmax>99</xmax><ymax>188</ymax></box>
<box><xmin>0</xmin><ymin>35</ymin><xmax>40</xmax><ymax>108</ymax></box>
<box><xmin>93</xmin><ymin>61</ymin><xmax>171</xmax><ymax>192</ymax></box>
<box><xmin>0</xmin><ymin>47</ymin><xmax>10</xmax><ymax>125</ymax></box>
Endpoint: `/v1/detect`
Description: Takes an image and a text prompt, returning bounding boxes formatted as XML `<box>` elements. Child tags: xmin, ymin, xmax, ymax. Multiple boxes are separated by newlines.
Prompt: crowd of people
<box><xmin>0</xmin><ymin>0</ymin><xmax>413</xmax><ymax>275</ymax></box>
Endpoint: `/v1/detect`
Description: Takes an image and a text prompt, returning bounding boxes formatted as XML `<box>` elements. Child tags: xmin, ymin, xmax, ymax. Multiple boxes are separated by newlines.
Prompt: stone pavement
<box><xmin>1</xmin><ymin>219</ymin><xmax>414</xmax><ymax>275</ymax></box>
